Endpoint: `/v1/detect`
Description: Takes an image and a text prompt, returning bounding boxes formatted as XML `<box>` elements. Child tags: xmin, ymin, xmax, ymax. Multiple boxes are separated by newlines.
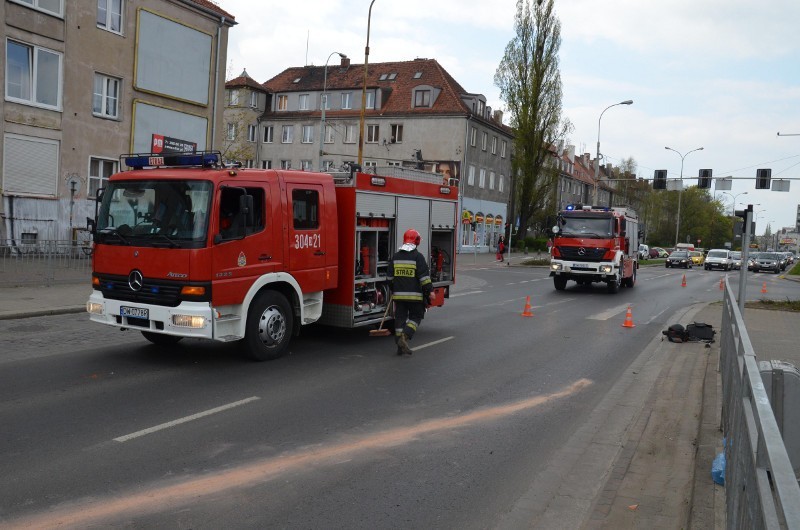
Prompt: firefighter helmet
<box><xmin>403</xmin><ymin>228</ymin><xmax>421</xmax><ymax>246</ymax></box>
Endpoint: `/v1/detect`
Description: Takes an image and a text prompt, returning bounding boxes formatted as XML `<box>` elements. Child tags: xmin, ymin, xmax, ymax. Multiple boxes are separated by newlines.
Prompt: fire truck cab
<box><xmin>86</xmin><ymin>152</ymin><xmax>457</xmax><ymax>360</ymax></box>
<box><xmin>548</xmin><ymin>204</ymin><xmax>639</xmax><ymax>293</ymax></box>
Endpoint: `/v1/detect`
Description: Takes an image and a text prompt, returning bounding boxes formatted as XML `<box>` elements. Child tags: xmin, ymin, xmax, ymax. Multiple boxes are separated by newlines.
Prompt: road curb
<box><xmin>0</xmin><ymin>306</ymin><xmax>85</xmax><ymax>321</ymax></box>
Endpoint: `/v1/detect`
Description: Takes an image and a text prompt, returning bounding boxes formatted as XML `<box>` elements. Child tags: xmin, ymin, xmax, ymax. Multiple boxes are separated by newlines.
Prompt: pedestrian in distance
<box><xmin>496</xmin><ymin>235</ymin><xmax>506</xmax><ymax>262</ymax></box>
<box><xmin>388</xmin><ymin>228</ymin><xmax>434</xmax><ymax>356</ymax></box>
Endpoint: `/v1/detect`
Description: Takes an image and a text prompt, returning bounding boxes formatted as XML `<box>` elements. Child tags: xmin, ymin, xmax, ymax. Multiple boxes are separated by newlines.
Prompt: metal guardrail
<box><xmin>721</xmin><ymin>278</ymin><xmax>800</xmax><ymax>528</ymax></box>
<box><xmin>0</xmin><ymin>239</ymin><xmax>92</xmax><ymax>287</ymax></box>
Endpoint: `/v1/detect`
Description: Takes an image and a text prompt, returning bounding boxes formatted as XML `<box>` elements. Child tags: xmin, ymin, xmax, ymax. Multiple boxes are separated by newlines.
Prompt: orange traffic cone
<box><xmin>681</xmin><ymin>274</ymin><xmax>687</xmax><ymax>287</ymax></box>
<box><xmin>719</xmin><ymin>277</ymin><xmax>724</xmax><ymax>290</ymax></box>
<box><xmin>521</xmin><ymin>296</ymin><xmax>534</xmax><ymax>317</ymax></box>
<box><xmin>622</xmin><ymin>305</ymin><xmax>635</xmax><ymax>328</ymax></box>
<box><xmin>761</xmin><ymin>282</ymin><xmax>768</xmax><ymax>294</ymax></box>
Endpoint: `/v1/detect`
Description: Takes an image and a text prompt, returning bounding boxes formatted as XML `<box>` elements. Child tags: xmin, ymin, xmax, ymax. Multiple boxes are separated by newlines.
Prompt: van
<box><xmin>638</xmin><ymin>244</ymin><xmax>649</xmax><ymax>260</ymax></box>
<box><xmin>704</xmin><ymin>249</ymin><xmax>732</xmax><ymax>271</ymax></box>
<box><xmin>676</xmin><ymin>243</ymin><xmax>695</xmax><ymax>252</ymax></box>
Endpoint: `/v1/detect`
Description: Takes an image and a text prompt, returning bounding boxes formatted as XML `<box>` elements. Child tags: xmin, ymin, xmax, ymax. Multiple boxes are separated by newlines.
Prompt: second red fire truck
<box><xmin>86</xmin><ymin>152</ymin><xmax>457</xmax><ymax>360</ymax></box>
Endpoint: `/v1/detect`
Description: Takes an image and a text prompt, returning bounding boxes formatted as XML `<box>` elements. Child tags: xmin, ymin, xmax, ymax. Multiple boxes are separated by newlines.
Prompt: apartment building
<box><xmin>1</xmin><ymin>0</ymin><xmax>235</xmax><ymax>245</ymax></box>
<box><xmin>224</xmin><ymin>57</ymin><xmax>514</xmax><ymax>253</ymax></box>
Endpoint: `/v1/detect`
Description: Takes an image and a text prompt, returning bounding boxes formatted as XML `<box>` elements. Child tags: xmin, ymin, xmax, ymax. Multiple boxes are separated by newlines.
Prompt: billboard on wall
<box><xmin>152</xmin><ymin>134</ymin><xmax>197</xmax><ymax>154</ymax></box>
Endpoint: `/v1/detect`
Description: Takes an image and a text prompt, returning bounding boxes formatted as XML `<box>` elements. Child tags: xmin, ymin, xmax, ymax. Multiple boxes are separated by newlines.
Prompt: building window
<box><xmin>226</xmin><ymin>123</ymin><xmax>236</xmax><ymax>141</ymax></box>
<box><xmin>482</xmin><ymin>132</ymin><xmax>488</xmax><ymax>151</ymax></box>
<box><xmin>247</xmin><ymin>124</ymin><xmax>257</xmax><ymax>142</ymax></box>
<box><xmin>277</xmin><ymin>95</ymin><xmax>288</xmax><ymax>111</ymax></box>
<box><xmin>491</xmin><ymin>136</ymin><xmax>497</xmax><ymax>155</ymax></box>
<box><xmin>489</xmin><ymin>171</ymin><xmax>495</xmax><ymax>190</ymax></box>
<box><xmin>501</xmin><ymin>140</ymin><xmax>507</xmax><ymax>158</ymax></box>
<box><xmin>261</xmin><ymin>160</ymin><xmax>272</xmax><ymax>169</ymax></box>
<box><xmin>250</xmin><ymin>91</ymin><xmax>258</xmax><ymax>108</ymax></box>
<box><xmin>5</xmin><ymin>40</ymin><xmax>62</xmax><ymax>110</ymax></box>
<box><xmin>414</xmin><ymin>89</ymin><xmax>431</xmax><ymax>107</ymax></box>
<box><xmin>302</xmin><ymin>125</ymin><xmax>314</xmax><ymax>143</ymax></box>
<box><xmin>470</xmin><ymin>127</ymin><xmax>477</xmax><ymax>147</ymax></box>
<box><xmin>468</xmin><ymin>165</ymin><xmax>475</xmax><ymax>186</ymax></box>
<box><xmin>479</xmin><ymin>168</ymin><xmax>486</xmax><ymax>188</ymax></box>
<box><xmin>88</xmin><ymin>157</ymin><xmax>117</xmax><ymax>198</ymax></box>
<box><xmin>322</xmin><ymin>160</ymin><xmax>335</xmax><ymax>171</ymax></box>
<box><xmin>227</xmin><ymin>89</ymin><xmax>239</xmax><ymax>106</ymax></box>
<box><xmin>11</xmin><ymin>0</ymin><xmax>64</xmax><ymax>17</ymax></box>
<box><xmin>499</xmin><ymin>175</ymin><xmax>504</xmax><ymax>193</ymax></box>
<box><xmin>280</xmin><ymin>160</ymin><xmax>291</xmax><ymax>169</ymax></box>
<box><xmin>281</xmin><ymin>125</ymin><xmax>293</xmax><ymax>143</ymax></box>
<box><xmin>341</xmin><ymin>92</ymin><xmax>352</xmax><ymax>109</ymax></box>
<box><xmin>263</xmin><ymin>125</ymin><xmax>273</xmax><ymax>143</ymax></box>
<box><xmin>92</xmin><ymin>73</ymin><xmax>119</xmax><ymax>118</ymax></box>
<box><xmin>324</xmin><ymin>125</ymin><xmax>335</xmax><ymax>144</ymax></box>
<box><xmin>366</xmin><ymin>91</ymin><xmax>375</xmax><ymax>109</ymax></box>
<box><xmin>388</xmin><ymin>161</ymin><xmax>401</xmax><ymax>167</ymax></box>
<box><xmin>478</xmin><ymin>100</ymin><xmax>485</xmax><ymax>116</ymax></box>
<box><xmin>320</xmin><ymin>93</ymin><xmax>331</xmax><ymax>110</ymax></box>
<box><xmin>97</xmin><ymin>0</ymin><xmax>122</xmax><ymax>32</ymax></box>
<box><xmin>367</xmin><ymin>124</ymin><xmax>379</xmax><ymax>143</ymax></box>
<box><xmin>364</xmin><ymin>161</ymin><xmax>377</xmax><ymax>168</ymax></box>
<box><xmin>344</xmin><ymin>124</ymin><xmax>356</xmax><ymax>144</ymax></box>
<box><xmin>390</xmin><ymin>124</ymin><xmax>403</xmax><ymax>143</ymax></box>
<box><xmin>299</xmin><ymin>94</ymin><xmax>309</xmax><ymax>110</ymax></box>
<box><xmin>301</xmin><ymin>160</ymin><xmax>313</xmax><ymax>171</ymax></box>
<box><xmin>245</xmin><ymin>159</ymin><xmax>254</xmax><ymax>168</ymax></box>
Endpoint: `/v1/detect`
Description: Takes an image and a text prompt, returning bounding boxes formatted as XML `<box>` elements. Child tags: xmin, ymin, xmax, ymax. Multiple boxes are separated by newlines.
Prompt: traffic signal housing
<box><xmin>698</xmin><ymin>169</ymin><xmax>712</xmax><ymax>189</ymax></box>
<box><xmin>653</xmin><ymin>169</ymin><xmax>667</xmax><ymax>190</ymax></box>
<box><xmin>756</xmin><ymin>168</ymin><xmax>771</xmax><ymax>189</ymax></box>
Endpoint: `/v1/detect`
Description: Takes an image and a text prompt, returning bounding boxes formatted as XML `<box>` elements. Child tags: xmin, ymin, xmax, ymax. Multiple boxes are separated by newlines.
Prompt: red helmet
<box><xmin>403</xmin><ymin>228</ymin><xmax>421</xmax><ymax>246</ymax></box>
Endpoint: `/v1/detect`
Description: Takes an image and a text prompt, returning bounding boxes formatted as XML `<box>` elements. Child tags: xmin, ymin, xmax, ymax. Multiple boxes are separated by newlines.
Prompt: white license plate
<box><xmin>571</xmin><ymin>262</ymin><xmax>591</xmax><ymax>269</ymax></box>
<box><xmin>121</xmin><ymin>306</ymin><xmax>149</xmax><ymax>319</ymax></box>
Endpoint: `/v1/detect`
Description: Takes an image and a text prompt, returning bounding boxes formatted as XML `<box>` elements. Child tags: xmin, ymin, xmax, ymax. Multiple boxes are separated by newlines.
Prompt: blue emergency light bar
<box><xmin>122</xmin><ymin>151</ymin><xmax>220</xmax><ymax>170</ymax></box>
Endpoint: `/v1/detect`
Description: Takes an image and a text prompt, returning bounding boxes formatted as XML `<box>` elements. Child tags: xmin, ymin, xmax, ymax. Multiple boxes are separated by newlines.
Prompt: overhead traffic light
<box><xmin>653</xmin><ymin>169</ymin><xmax>667</xmax><ymax>190</ymax></box>
<box><xmin>756</xmin><ymin>168</ymin><xmax>771</xmax><ymax>189</ymax></box>
<box><xmin>698</xmin><ymin>168</ymin><xmax>712</xmax><ymax>189</ymax></box>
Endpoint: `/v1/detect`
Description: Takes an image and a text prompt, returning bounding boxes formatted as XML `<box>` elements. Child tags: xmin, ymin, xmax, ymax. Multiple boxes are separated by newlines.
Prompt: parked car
<box><xmin>730</xmin><ymin>251</ymin><xmax>742</xmax><ymax>270</ymax></box>
<box><xmin>704</xmin><ymin>249</ymin><xmax>732</xmax><ymax>271</ymax></box>
<box><xmin>649</xmin><ymin>247</ymin><xmax>669</xmax><ymax>258</ymax></box>
<box><xmin>666</xmin><ymin>250</ymin><xmax>692</xmax><ymax>268</ymax></box>
<box><xmin>638</xmin><ymin>244</ymin><xmax>650</xmax><ymax>260</ymax></box>
<box><xmin>689</xmin><ymin>251</ymin><xmax>704</xmax><ymax>265</ymax></box>
<box><xmin>752</xmin><ymin>252</ymin><xmax>782</xmax><ymax>274</ymax></box>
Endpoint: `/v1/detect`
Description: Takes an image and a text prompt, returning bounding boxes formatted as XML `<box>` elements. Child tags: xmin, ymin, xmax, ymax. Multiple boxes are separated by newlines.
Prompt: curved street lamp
<box><xmin>665</xmin><ymin>146</ymin><xmax>704</xmax><ymax>246</ymax></box>
<box><xmin>721</xmin><ymin>191</ymin><xmax>748</xmax><ymax>216</ymax></box>
<box><xmin>593</xmin><ymin>100</ymin><xmax>633</xmax><ymax>205</ymax></box>
<box><xmin>319</xmin><ymin>51</ymin><xmax>347</xmax><ymax>171</ymax></box>
<box><xmin>357</xmin><ymin>0</ymin><xmax>377</xmax><ymax>166</ymax></box>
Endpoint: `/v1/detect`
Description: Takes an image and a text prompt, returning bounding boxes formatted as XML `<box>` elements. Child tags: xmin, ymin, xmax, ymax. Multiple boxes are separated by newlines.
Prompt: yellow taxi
<box><xmin>689</xmin><ymin>250</ymin><xmax>705</xmax><ymax>265</ymax></box>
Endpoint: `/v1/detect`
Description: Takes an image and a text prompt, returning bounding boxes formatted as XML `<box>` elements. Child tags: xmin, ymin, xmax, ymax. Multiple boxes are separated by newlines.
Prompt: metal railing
<box><xmin>0</xmin><ymin>239</ymin><xmax>92</xmax><ymax>287</ymax></box>
<box><xmin>721</xmin><ymin>279</ymin><xmax>800</xmax><ymax>528</ymax></box>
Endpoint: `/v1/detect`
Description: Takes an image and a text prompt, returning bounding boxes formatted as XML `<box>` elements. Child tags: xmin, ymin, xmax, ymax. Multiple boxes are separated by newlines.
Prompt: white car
<box><xmin>704</xmin><ymin>249</ymin><xmax>732</xmax><ymax>271</ymax></box>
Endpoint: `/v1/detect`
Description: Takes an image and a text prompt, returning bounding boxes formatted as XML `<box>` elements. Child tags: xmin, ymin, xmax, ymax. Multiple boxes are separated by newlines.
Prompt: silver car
<box><xmin>752</xmin><ymin>252</ymin><xmax>782</xmax><ymax>274</ymax></box>
<box><xmin>730</xmin><ymin>251</ymin><xmax>742</xmax><ymax>270</ymax></box>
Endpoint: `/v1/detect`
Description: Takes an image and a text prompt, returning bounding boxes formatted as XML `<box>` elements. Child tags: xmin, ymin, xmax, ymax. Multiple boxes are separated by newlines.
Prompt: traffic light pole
<box><xmin>737</xmin><ymin>204</ymin><xmax>753</xmax><ymax>313</ymax></box>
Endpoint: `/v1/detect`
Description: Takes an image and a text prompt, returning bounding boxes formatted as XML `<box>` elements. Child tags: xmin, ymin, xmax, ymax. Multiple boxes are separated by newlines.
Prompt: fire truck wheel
<box><xmin>623</xmin><ymin>267</ymin><xmax>636</xmax><ymax>288</ymax></box>
<box><xmin>245</xmin><ymin>291</ymin><xmax>293</xmax><ymax>361</ymax></box>
<box><xmin>141</xmin><ymin>331</ymin><xmax>183</xmax><ymax>346</ymax></box>
<box><xmin>553</xmin><ymin>276</ymin><xmax>568</xmax><ymax>290</ymax></box>
<box><xmin>607</xmin><ymin>272</ymin><xmax>621</xmax><ymax>293</ymax></box>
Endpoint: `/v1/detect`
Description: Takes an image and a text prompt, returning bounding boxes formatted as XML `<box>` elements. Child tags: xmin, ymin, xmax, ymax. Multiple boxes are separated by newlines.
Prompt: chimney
<box><xmin>566</xmin><ymin>145</ymin><xmax>575</xmax><ymax>163</ymax></box>
<box><xmin>340</xmin><ymin>56</ymin><xmax>350</xmax><ymax>68</ymax></box>
<box><xmin>493</xmin><ymin>110</ymin><xmax>503</xmax><ymax>123</ymax></box>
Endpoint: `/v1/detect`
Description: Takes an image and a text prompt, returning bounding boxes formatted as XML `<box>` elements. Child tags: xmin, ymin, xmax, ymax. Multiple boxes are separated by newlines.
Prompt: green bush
<box><xmin>789</xmin><ymin>261</ymin><xmax>800</xmax><ymax>276</ymax></box>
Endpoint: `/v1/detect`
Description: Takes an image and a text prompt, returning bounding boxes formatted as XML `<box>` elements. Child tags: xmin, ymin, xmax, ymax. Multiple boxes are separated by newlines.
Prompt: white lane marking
<box><xmin>645</xmin><ymin>273</ymin><xmax>673</xmax><ymax>280</ymax></box>
<box><xmin>587</xmin><ymin>303</ymin><xmax>631</xmax><ymax>321</ymax></box>
<box><xmin>412</xmin><ymin>336</ymin><xmax>455</xmax><ymax>351</ymax></box>
<box><xmin>114</xmin><ymin>397</ymin><xmax>260</xmax><ymax>443</ymax></box>
<box><xmin>450</xmin><ymin>290</ymin><xmax>484</xmax><ymax>298</ymax></box>
<box><xmin>646</xmin><ymin>308</ymin><xmax>668</xmax><ymax>325</ymax></box>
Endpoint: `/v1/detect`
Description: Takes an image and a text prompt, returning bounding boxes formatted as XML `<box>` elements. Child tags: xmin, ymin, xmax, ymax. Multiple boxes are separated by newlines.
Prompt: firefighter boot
<box><xmin>397</xmin><ymin>333</ymin><xmax>413</xmax><ymax>356</ymax></box>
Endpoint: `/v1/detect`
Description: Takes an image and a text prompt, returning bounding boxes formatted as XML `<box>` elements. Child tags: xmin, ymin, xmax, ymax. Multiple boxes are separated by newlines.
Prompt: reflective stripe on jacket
<box><xmin>388</xmin><ymin>249</ymin><xmax>432</xmax><ymax>302</ymax></box>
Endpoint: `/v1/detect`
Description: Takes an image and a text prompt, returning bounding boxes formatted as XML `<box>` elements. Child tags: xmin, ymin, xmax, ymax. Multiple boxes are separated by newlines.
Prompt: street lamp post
<box><xmin>721</xmin><ymin>191</ymin><xmax>748</xmax><ymax>216</ymax></box>
<box><xmin>319</xmin><ymin>52</ymin><xmax>347</xmax><ymax>172</ymax></box>
<box><xmin>665</xmin><ymin>146</ymin><xmax>704</xmax><ymax>247</ymax></box>
<box><xmin>593</xmin><ymin>100</ymin><xmax>633</xmax><ymax>205</ymax></box>
<box><xmin>357</xmin><ymin>0</ymin><xmax>377</xmax><ymax>166</ymax></box>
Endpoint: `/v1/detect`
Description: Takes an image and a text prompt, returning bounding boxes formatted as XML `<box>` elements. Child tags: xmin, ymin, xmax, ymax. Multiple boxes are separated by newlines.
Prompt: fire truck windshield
<box><xmin>558</xmin><ymin>215</ymin><xmax>613</xmax><ymax>238</ymax></box>
<box><xmin>96</xmin><ymin>180</ymin><xmax>212</xmax><ymax>248</ymax></box>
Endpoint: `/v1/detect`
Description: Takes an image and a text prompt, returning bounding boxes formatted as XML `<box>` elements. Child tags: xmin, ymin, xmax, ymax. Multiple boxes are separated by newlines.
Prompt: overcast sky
<box><xmin>217</xmin><ymin>0</ymin><xmax>800</xmax><ymax>233</ymax></box>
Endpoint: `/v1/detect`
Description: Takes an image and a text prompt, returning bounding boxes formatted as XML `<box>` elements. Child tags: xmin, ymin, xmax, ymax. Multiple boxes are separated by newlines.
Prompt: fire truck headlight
<box><xmin>599</xmin><ymin>264</ymin><xmax>613</xmax><ymax>273</ymax></box>
<box><xmin>550</xmin><ymin>262</ymin><xmax>562</xmax><ymax>271</ymax></box>
<box><xmin>172</xmin><ymin>314</ymin><xmax>206</xmax><ymax>328</ymax></box>
<box><xmin>86</xmin><ymin>302</ymin><xmax>104</xmax><ymax>315</ymax></box>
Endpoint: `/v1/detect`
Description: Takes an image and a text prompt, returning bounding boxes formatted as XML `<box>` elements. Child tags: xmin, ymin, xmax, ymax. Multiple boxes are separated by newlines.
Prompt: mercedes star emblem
<box><xmin>128</xmin><ymin>270</ymin><xmax>144</xmax><ymax>291</ymax></box>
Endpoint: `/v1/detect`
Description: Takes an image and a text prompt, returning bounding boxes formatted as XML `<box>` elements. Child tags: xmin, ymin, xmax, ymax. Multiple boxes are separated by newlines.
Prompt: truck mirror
<box><xmin>86</xmin><ymin>217</ymin><xmax>96</xmax><ymax>235</ymax></box>
<box><xmin>551</xmin><ymin>226</ymin><xmax>560</xmax><ymax>235</ymax></box>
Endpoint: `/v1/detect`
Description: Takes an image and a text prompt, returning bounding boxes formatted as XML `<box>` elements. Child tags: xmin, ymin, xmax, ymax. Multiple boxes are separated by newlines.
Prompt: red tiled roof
<box><xmin>262</xmin><ymin>58</ymin><xmax>473</xmax><ymax>117</ymax></box>
<box><xmin>188</xmin><ymin>0</ymin><xmax>235</xmax><ymax>20</ymax></box>
<box><xmin>226</xmin><ymin>69</ymin><xmax>265</xmax><ymax>91</ymax></box>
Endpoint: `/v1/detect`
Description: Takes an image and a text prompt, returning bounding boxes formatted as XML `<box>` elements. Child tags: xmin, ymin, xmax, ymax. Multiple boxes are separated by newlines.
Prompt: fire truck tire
<box><xmin>141</xmin><ymin>331</ymin><xmax>183</xmax><ymax>346</ymax></box>
<box><xmin>245</xmin><ymin>291</ymin><xmax>293</xmax><ymax>361</ymax></box>
<box><xmin>553</xmin><ymin>276</ymin><xmax>568</xmax><ymax>290</ymax></box>
<box><xmin>607</xmin><ymin>270</ymin><xmax>621</xmax><ymax>293</ymax></box>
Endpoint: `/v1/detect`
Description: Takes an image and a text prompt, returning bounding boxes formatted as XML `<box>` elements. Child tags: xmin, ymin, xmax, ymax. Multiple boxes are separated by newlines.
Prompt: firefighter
<box><xmin>388</xmin><ymin>228</ymin><xmax>434</xmax><ymax>356</ymax></box>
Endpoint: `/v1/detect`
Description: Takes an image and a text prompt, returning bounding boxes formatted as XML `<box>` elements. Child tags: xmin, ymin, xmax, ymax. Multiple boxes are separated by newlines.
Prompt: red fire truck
<box><xmin>548</xmin><ymin>204</ymin><xmax>639</xmax><ymax>293</ymax></box>
<box><xmin>86</xmin><ymin>152</ymin><xmax>457</xmax><ymax>360</ymax></box>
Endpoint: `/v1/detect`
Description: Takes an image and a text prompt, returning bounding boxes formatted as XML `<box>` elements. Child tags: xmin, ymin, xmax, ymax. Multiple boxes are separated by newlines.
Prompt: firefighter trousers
<box><xmin>394</xmin><ymin>301</ymin><xmax>425</xmax><ymax>341</ymax></box>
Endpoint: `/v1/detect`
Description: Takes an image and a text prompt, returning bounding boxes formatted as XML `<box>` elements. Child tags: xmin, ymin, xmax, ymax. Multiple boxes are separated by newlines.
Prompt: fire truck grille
<box><xmin>96</xmin><ymin>275</ymin><xmax>184</xmax><ymax>307</ymax></box>
<box><xmin>557</xmin><ymin>246</ymin><xmax>607</xmax><ymax>262</ymax></box>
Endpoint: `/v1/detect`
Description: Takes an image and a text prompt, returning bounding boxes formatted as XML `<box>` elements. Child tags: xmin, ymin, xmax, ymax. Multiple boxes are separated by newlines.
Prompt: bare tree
<box><xmin>220</xmin><ymin>109</ymin><xmax>256</xmax><ymax>165</ymax></box>
<box><xmin>495</xmin><ymin>0</ymin><xmax>572</xmax><ymax>239</ymax></box>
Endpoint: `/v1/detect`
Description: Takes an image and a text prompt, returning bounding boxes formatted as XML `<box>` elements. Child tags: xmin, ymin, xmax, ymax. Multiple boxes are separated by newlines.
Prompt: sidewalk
<box><xmin>1</xmin><ymin>254</ymin><xmax>799</xmax><ymax>529</ymax></box>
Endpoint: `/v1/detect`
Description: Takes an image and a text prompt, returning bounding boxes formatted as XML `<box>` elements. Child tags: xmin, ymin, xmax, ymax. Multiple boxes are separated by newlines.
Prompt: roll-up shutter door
<box><xmin>356</xmin><ymin>192</ymin><xmax>396</xmax><ymax>218</ymax></box>
<box><xmin>3</xmin><ymin>134</ymin><xmax>59</xmax><ymax>196</ymax></box>
<box><xmin>431</xmin><ymin>200</ymin><xmax>456</xmax><ymax>228</ymax></box>
<box><xmin>396</xmin><ymin>197</ymin><xmax>430</xmax><ymax>260</ymax></box>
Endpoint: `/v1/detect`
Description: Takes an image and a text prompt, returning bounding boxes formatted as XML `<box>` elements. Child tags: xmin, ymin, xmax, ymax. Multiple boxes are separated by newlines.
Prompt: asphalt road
<box><xmin>0</xmin><ymin>263</ymin><xmax>796</xmax><ymax>528</ymax></box>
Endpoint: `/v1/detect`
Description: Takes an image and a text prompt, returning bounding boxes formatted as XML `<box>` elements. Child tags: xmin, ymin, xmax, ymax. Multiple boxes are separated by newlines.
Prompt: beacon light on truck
<box><xmin>123</xmin><ymin>151</ymin><xmax>220</xmax><ymax>170</ymax></box>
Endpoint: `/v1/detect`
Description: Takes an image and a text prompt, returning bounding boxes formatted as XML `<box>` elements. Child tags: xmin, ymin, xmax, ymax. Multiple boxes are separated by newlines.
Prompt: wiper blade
<box><xmin>150</xmin><ymin>232</ymin><xmax>179</xmax><ymax>248</ymax></box>
<box><xmin>99</xmin><ymin>227</ymin><xmax>130</xmax><ymax>245</ymax></box>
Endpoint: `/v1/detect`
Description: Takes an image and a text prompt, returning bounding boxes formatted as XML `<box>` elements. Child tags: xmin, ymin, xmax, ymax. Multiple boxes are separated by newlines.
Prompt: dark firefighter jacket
<box><xmin>387</xmin><ymin>248</ymin><xmax>433</xmax><ymax>302</ymax></box>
